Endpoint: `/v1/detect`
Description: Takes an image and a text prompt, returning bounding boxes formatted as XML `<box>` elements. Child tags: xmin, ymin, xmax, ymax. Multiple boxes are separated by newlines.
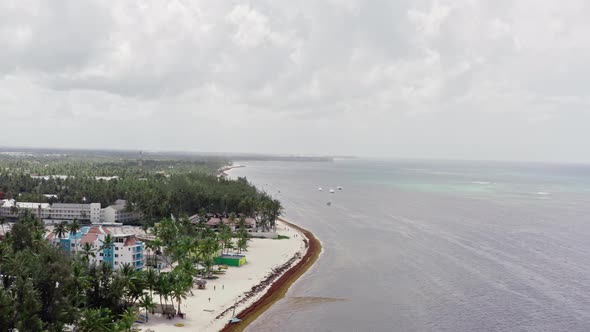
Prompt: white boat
<box><xmin>329</xmin><ymin>189</ymin><xmax>335</xmax><ymax>193</ymax></box>
<box><xmin>318</xmin><ymin>187</ymin><xmax>323</xmax><ymax>191</ymax></box>
<box><xmin>337</xmin><ymin>186</ymin><xmax>343</xmax><ymax>190</ymax></box>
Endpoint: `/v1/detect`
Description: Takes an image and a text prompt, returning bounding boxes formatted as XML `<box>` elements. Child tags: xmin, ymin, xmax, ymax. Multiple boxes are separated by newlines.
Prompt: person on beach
<box><xmin>214</xmin><ymin>285</ymin><xmax>216</xmax><ymax>291</ymax></box>
<box><xmin>209</xmin><ymin>297</ymin><xmax>211</xmax><ymax>303</ymax></box>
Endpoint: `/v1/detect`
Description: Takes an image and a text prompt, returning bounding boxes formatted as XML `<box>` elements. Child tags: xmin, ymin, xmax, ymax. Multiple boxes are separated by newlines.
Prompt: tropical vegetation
<box><xmin>0</xmin><ymin>154</ymin><xmax>282</xmax><ymax>331</ymax></box>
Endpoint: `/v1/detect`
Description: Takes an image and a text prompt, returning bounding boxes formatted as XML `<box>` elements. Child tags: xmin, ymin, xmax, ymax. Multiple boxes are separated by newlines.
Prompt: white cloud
<box><xmin>0</xmin><ymin>0</ymin><xmax>589</xmax><ymax>162</ymax></box>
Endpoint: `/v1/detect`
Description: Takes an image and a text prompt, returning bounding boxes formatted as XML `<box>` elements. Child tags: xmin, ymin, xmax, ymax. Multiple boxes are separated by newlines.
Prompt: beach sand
<box><xmin>219</xmin><ymin>218</ymin><xmax>322</xmax><ymax>332</ymax></box>
<box><xmin>139</xmin><ymin>220</ymin><xmax>306</xmax><ymax>332</ymax></box>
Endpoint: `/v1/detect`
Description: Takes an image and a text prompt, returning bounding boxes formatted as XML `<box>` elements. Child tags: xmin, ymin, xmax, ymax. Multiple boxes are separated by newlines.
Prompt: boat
<box><xmin>337</xmin><ymin>186</ymin><xmax>343</xmax><ymax>190</ymax></box>
<box><xmin>326</xmin><ymin>202</ymin><xmax>331</xmax><ymax>206</ymax></box>
<box><xmin>318</xmin><ymin>187</ymin><xmax>323</xmax><ymax>191</ymax></box>
<box><xmin>329</xmin><ymin>189</ymin><xmax>335</xmax><ymax>193</ymax></box>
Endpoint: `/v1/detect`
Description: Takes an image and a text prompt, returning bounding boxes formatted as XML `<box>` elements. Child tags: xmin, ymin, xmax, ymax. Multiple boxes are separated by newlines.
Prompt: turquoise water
<box><xmin>231</xmin><ymin>159</ymin><xmax>590</xmax><ymax>332</ymax></box>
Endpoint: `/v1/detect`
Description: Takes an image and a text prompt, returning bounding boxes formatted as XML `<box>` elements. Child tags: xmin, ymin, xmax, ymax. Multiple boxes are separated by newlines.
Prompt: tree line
<box><xmin>0</xmin><ymin>157</ymin><xmax>281</xmax><ymax>224</ymax></box>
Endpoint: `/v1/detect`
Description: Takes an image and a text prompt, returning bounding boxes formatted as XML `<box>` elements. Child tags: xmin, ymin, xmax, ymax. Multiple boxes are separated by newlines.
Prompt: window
<box><xmin>100</xmin><ymin>253</ymin><xmax>103</xmax><ymax>257</ymax></box>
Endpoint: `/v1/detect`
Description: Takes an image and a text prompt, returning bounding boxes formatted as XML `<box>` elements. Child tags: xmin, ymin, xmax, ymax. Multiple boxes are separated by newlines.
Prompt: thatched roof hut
<box><xmin>196</xmin><ymin>279</ymin><xmax>207</xmax><ymax>289</ymax></box>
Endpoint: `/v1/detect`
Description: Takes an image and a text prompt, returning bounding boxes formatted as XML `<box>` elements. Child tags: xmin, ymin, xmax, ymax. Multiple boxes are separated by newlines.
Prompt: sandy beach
<box><xmin>140</xmin><ymin>220</ymin><xmax>308</xmax><ymax>332</ymax></box>
<box><xmin>219</xmin><ymin>218</ymin><xmax>322</xmax><ymax>332</ymax></box>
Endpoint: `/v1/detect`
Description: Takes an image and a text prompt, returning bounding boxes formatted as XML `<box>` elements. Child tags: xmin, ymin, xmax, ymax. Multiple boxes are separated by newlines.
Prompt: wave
<box><xmin>471</xmin><ymin>181</ymin><xmax>492</xmax><ymax>185</ymax></box>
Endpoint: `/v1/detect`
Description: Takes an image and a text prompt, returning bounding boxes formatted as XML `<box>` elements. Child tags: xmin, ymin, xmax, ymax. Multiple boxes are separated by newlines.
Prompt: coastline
<box><xmin>219</xmin><ymin>218</ymin><xmax>322</xmax><ymax>332</ymax></box>
<box><xmin>140</xmin><ymin>219</ymin><xmax>317</xmax><ymax>332</ymax></box>
<box><xmin>218</xmin><ymin>165</ymin><xmax>246</xmax><ymax>178</ymax></box>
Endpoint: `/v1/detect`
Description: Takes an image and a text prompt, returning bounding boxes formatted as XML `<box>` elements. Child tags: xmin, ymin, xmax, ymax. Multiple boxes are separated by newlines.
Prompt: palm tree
<box><xmin>237</xmin><ymin>230</ymin><xmax>250</xmax><ymax>253</ymax></box>
<box><xmin>140</xmin><ymin>222</ymin><xmax>150</xmax><ymax>237</ymax></box>
<box><xmin>14</xmin><ymin>277</ymin><xmax>43</xmax><ymax>331</ymax></box>
<box><xmin>219</xmin><ymin>224</ymin><xmax>233</xmax><ymax>254</ymax></box>
<box><xmin>116</xmin><ymin>307</ymin><xmax>139</xmax><ymax>332</ymax></box>
<box><xmin>81</xmin><ymin>242</ymin><xmax>96</xmax><ymax>264</ymax></box>
<box><xmin>68</xmin><ymin>219</ymin><xmax>82</xmax><ymax>255</ymax></box>
<box><xmin>99</xmin><ymin>234</ymin><xmax>115</xmax><ymax>269</ymax></box>
<box><xmin>71</xmin><ymin>262</ymin><xmax>91</xmax><ymax>307</ymax></box>
<box><xmin>78</xmin><ymin>307</ymin><xmax>115</xmax><ymax>332</ymax></box>
<box><xmin>155</xmin><ymin>272</ymin><xmax>173</xmax><ymax>310</ymax></box>
<box><xmin>138</xmin><ymin>294</ymin><xmax>156</xmax><ymax>322</ymax></box>
<box><xmin>149</xmin><ymin>238</ymin><xmax>164</xmax><ymax>270</ymax></box>
<box><xmin>171</xmin><ymin>272</ymin><xmax>189</xmax><ymax>315</ymax></box>
<box><xmin>118</xmin><ymin>263</ymin><xmax>145</xmax><ymax>307</ymax></box>
<box><xmin>198</xmin><ymin>237</ymin><xmax>218</xmax><ymax>278</ymax></box>
<box><xmin>143</xmin><ymin>267</ymin><xmax>158</xmax><ymax>306</ymax></box>
<box><xmin>54</xmin><ymin>221</ymin><xmax>68</xmax><ymax>246</ymax></box>
<box><xmin>0</xmin><ymin>286</ymin><xmax>15</xmax><ymax>329</ymax></box>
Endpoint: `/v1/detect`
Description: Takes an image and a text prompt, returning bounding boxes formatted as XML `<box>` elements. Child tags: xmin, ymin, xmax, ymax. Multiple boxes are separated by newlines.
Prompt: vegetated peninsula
<box><xmin>0</xmin><ymin>149</ymin><xmax>318</xmax><ymax>331</ymax></box>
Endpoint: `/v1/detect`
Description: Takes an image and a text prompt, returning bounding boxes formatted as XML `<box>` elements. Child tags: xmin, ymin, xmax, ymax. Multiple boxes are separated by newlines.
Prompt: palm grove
<box><xmin>0</xmin><ymin>156</ymin><xmax>282</xmax><ymax>331</ymax></box>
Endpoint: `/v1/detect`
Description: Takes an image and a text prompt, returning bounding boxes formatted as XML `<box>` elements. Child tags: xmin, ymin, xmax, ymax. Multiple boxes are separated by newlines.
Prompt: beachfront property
<box><xmin>46</xmin><ymin>224</ymin><xmax>145</xmax><ymax>270</ymax></box>
<box><xmin>0</xmin><ymin>199</ymin><xmax>141</xmax><ymax>224</ymax></box>
<box><xmin>196</xmin><ymin>215</ymin><xmax>256</xmax><ymax>232</ymax></box>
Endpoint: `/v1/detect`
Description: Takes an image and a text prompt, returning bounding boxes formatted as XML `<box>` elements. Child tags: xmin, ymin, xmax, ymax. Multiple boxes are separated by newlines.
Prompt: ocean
<box><xmin>230</xmin><ymin>159</ymin><xmax>590</xmax><ymax>332</ymax></box>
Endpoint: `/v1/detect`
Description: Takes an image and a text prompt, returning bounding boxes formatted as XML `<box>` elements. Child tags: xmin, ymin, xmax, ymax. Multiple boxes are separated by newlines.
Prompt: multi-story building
<box><xmin>48</xmin><ymin>203</ymin><xmax>102</xmax><ymax>222</ymax></box>
<box><xmin>0</xmin><ymin>199</ymin><xmax>141</xmax><ymax>224</ymax></box>
<box><xmin>47</xmin><ymin>224</ymin><xmax>145</xmax><ymax>271</ymax></box>
<box><xmin>101</xmin><ymin>200</ymin><xmax>139</xmax><ymax>223</ymax></box>
<box><xmin>0</xmin><ymin>200</ymin><xmax>50</xmax><ymax>219</ymax></box>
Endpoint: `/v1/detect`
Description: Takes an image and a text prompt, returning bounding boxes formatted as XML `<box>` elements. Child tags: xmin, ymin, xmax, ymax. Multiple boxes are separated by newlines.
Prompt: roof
<box><xmin>189</xmin><ymin>214</ymin><xmax>200</xmax><ymax>223</ymax></box>
<box><xmin>107</xmin><ymin>204</ymin><xmax>126</xmax><ymax>211</ymax></box>
<box><xmin>0</xmin><ymin>200</ymin><xmax>50</xmax><ymax>209</ymax></box>
<box><xmin>206</xmin><ymin>218</ymin><xmax>221</xmax><ymax>226</ymax></box>
<box><xmin>1</xmin><ymin>199</ymin><xmax>15</xmax><ymax>208</ymax></box>
<box><xmin>107</xmin><ymin>226</ymin><xmax>143</xmax><ymax>236</ymax></box>
<box><xmin>17</xmin><ymin>202</ymin><xmax>50</xmax><ymax>209</ymax></box>
<box><xmin>95</xmin><ymin>176</ymin><xmax>119</xmax><ymax>181</ymax></box>
<box><xmin>88</xmin><ymin>226</ymin><xmax>111</xmax><ymax>235</ymax></box>
<box><xmin>80</xmin><ymin>233</ymin><xmax>98</xmax><ymax>245</ymax></box>
<box><xmin>31</xmin><ymin>175</ymin><xmax>69</xmax><ymax>180</ymax></box>
<box><xmin>222</xmin><ymin>218</ymin><xmax>236</xmax><ymax>225</ymax></box>
<box><xmin>51</xmin><ymin>203</ymin><xmax>91</xmax><ymax>209</ymax></box>
<box><xmin>124</xmin><ymin>236</ymin><xmax>138</xmax><ymax>246</ymax></box>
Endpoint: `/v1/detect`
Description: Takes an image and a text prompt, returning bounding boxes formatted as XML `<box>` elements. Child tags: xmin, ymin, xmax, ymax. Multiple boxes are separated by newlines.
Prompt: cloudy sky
<box><xmin>1</xmin><ymin>1</ymin><xmax>589</xmax><ymax>162</ymax></box>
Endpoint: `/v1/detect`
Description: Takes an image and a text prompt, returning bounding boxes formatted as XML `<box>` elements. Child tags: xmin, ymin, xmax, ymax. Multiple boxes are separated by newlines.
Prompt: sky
<box><xmin>1</xmin><ymin>1</ymin><xmax>590</xmax><ymax>162</ymax></box>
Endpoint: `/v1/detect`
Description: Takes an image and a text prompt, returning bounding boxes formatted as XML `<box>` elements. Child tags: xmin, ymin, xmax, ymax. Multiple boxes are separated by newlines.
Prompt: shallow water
<box><xmin>231</xmin><ymin>159</ymin><xmax>590</xmax><ymax>332</ymax></box>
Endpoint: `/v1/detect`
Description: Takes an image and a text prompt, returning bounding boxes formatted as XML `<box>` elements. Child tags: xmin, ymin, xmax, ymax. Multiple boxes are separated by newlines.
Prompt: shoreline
<box><xmin>218</xmin><ymin>165</ymin><xmax>245</xmax><ymax>178</ymax></box>
<box><xmin>139</xmin><ymin>220</ymin><xmax>313</xmax><ymax>332</ymax></box>
<box><xmin>219</xmin><ymin>218</ymin><xmax>322</xmax><ymax>332</ymax></box>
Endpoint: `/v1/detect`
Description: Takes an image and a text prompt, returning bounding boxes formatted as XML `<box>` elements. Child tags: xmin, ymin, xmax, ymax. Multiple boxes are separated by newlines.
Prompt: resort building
<box><xmin>46</xmin><ymin>224</ymin><xmax>145</xmax><ymax>271</ymax></box>
<box><xmin>0</xmin><ymin>199</ymin><xmax>141</xmax><ymax>224</ymax></box>
<box><xmin>201</xmin><ymin>215</ymin><xmax>256</xmax><ymax>232</ymax></box>
<box><xmin>102</xmin><ymin>200</ymin><xmax>138</xmax><ymax>223</ymax></box>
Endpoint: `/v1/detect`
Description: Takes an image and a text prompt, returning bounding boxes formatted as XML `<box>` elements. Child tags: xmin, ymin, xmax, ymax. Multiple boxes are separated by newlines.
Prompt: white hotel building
<box><xmin>46</xmin><ymin>224</ymin><xmax>145</xmax><ymax>271</ymax></box>
<box><xmin>0</xmin><ymin>199</ymin><xmax>141</xmax><ymax>224</ymax></box>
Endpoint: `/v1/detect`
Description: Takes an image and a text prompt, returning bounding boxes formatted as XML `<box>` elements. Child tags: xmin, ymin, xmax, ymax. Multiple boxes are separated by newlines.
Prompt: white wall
<box><xmin>103</xmin><ymin>207</ymin><xmax>116</xmax><ymax>223</ymax></box>
<box><xmin>90</xmin><ymin>203</ymin><xmax>101</xmax><ymax>223</ymax></box>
